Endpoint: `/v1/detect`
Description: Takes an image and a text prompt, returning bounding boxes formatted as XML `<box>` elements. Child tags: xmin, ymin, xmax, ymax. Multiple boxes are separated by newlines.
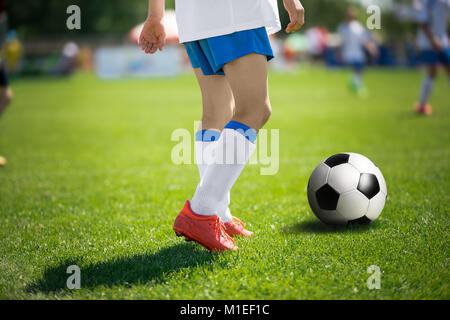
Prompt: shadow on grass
<box><xmin>283</xmin><ymin>219</ymin><xmax>379</xmax><ymax>234</ymax></box>
<box><xmin>28</xmin><ymin>242</ymin><xmax>217</xmax><ymax>294</ymax></box>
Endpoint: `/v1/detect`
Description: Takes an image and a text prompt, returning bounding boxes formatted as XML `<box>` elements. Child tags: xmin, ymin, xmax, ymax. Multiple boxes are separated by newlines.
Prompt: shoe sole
<box><xmin>174</xmin><ymin>230</ymin><xmax>192</xmax><ymax>241</ymax></box>
<box><xmin>173</xmin><ymin>227</ymin><xmax>215</xmax><ymax>251</ymax></box>
<box><xmin>173</xmin><ymin>227</ymin><xmax>236</xmax><ymax>252</ymax></box>
<box><xmin>414</xmin><ymin>106</ymin><xmax>432</xmax><ymax>116</ymax></box>
<box><xmin>227</xmin><ymin>232</ymin><xmax>253</xmax><ymax>238</ymax></box>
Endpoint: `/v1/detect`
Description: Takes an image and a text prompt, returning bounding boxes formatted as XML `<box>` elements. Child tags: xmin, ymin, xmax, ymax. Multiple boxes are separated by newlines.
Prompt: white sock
<box><xmin>353</xmin><ymin>72</ymin><xmax>362</xmax><ymax>87</ymax></box>
<box><xmin>191</xmin><ymin>122</ymin><xmax>257</xmax><ymax>222</ymax></box>
<box><xmin>194</xmin><ymin>140</ymin><xmax>215</xmax><ymax>179</ymax></box>
<box><xmin>419</xmin><ymin>75</ymin><xmax>434</xmax><ymax>107</ymax></box>
<box><xmin>195</xmin><ymin>139</ymin><xmax>233</xmax><ymax>222</ymax></box>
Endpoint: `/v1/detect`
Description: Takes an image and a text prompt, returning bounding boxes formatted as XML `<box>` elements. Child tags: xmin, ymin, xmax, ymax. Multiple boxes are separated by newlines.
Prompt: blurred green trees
<box><xmin>6</xmin><ymin>0</ymin><xmax>414</xmax><ymax>40</ymax></box>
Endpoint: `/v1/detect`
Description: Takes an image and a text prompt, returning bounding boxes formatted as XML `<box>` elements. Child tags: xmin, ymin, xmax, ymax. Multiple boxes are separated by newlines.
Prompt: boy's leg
<box><xmin>174</xmin><ymin>70</ymin><xmax>237</xmax><ymax>252</ymax></box>
<box><xmin>0</xmin><ymin>86</ymin><xmax>12</xmax><ymax>117</ymax></box>
<box><xmin>349</xmin><ymin>63</ymin><xmax>367</xmax><ymax>96</ymax></box>
<box><xmin>353</xmin><ymin>69</ymin><xmax>362</xmax><ymax>88</ymax></box>
<box><xmin>0</xmin><ymin>61</ymin><xmax>12</xmax><ymax>167</ymax></box>
<box><xmin>194</xmin><ymin>68</ymin><xmax>234</xmax><ymax>131</ymax></box>
<box><xmin>0</xmin><ymin>61</ymin><xmax>12</xmax><ymax>118</ymax></box>
<box><xmin>193</xmin><ymin>68</ymin><xmax>234</xmax><ymax>223</ymax></box>
<box><xmin>190</xmin><ymin>53</ymin><xmax>270</xmax><ymax>220</ymax></box>
<box><xmin>223</xmin><ymin>53</ymin><xmax>271</xmax><ymax>130</ymax></box>
<box><xmin>174</xmin><ymin>54</ymin><xmax>267</xmax><ymax>250</ymax></box>
<box><xmin>417</xmin><ymin>65</ymin><xmax>437</xmax><ymax>114</ymax></box>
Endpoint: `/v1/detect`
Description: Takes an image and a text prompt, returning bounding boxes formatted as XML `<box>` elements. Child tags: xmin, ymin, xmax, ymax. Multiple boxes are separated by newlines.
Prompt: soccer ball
<box><xmin>307</xmin><ymin>153</ymin><xmax>387</xmax><ymax>226</ymax></box>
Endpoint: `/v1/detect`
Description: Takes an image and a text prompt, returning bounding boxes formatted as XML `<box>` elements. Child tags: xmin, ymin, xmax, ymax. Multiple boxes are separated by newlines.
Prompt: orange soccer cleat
<box><xmin>224</xmin><ymin>216</ymin><xmax>253</xmax><ymax>238</ymax></box>
<box><xmin>414</xmin><ymin>103</ymin><xmax>433</xmax><ymax>116</ymax></box>
<box><xmin>173</xmin><ymin>201</ymin><xmax>237</xmax><ymax>252</ymax></box>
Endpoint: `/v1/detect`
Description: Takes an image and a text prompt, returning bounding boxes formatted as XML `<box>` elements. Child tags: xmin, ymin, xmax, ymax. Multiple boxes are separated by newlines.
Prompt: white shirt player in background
<box><xmin>338</xmin><ymin>6</ymin><xmax>378</xmax><ymax>96</ymax></box>
<box><xmin>413</xmin><ymin>0</ymin><xmax>450</xmax><ymax>115</ymax></box>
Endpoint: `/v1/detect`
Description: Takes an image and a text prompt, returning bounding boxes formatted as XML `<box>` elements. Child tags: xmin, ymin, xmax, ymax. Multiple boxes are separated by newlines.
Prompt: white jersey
<box><xmin>338</xmin><ymin>21</ymin><xmax>370</xmax><ymax>63</ymax></box>
<box><xmin>175</xmin><ymin>0</ymin><xmax>281</xmax><ymax>43</ymax></box>
<box><xmin>414</xmin><ymin>0</ymin><xmax>450</xmax><ymax>50</ymax></box>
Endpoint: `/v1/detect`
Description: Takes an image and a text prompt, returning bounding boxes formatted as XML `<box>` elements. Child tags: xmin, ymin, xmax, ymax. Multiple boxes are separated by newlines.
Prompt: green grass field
<box><xmin>0</xmin><ymin>67</ymin><xmax>449</xmax><ymax>299</ymax></box>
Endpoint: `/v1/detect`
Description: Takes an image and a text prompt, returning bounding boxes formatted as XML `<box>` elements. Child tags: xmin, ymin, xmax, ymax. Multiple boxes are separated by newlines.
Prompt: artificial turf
<box><xmin>0</xmin><ymin>67</ymin><xmax>449</xmax><ymax>299</ymax></box>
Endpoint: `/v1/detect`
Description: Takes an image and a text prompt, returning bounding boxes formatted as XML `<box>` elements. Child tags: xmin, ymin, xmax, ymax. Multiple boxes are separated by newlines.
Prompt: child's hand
<box><xmin>138</xmin><ymin>17</ymin><xmax>166</xmax><ymax>54</ymax></box>
<box><xmin>283</xmin><ymin>0</ymin><xmax>305</xmax><ymax>33</ymax></box>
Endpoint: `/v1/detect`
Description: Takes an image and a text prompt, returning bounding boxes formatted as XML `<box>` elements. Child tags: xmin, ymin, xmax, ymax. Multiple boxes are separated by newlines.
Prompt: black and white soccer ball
<box><xmin>307</xmin><ymin>153</ymin><xmax>387</xmax><ymax>226</ymax></box>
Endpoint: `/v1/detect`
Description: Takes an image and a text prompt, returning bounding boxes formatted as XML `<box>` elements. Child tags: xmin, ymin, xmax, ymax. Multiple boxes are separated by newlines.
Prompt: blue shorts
<box><xmin>420</xmin><ymin>49</ymin><xmax>450</xmax><ymax>66</ymax></box>
<box><xmin>184</xmin><ymin>27</ymin><xmax>274</xmax><ymax>76</ymax></box>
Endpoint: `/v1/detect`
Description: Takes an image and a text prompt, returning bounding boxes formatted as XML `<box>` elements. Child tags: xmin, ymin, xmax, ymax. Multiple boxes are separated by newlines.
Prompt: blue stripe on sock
<box><xmin>224</xmin><ymin>121</ymin><xmax>257</xmax><ymax>143</ymax></box>
<box><xmin>195</xmin><ymin>130</ymin><xmax>221</xmax><ymax>142</ymax></box>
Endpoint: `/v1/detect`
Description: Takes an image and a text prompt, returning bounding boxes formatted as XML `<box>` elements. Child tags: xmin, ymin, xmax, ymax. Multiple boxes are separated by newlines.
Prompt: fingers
<box><xmin>157</xmin><ymin>40</ymin><xmax>164</xmax><ymax>52</ymax></box>
<box><xmin>157</xmin><ymin>32</ymin><xmax>166</xmax><ymax>51</ymax></box>
<box><xmin>152</xmin><ymin>36</ymin><xmax>165</xmax><ymax>52</ymax></box>
<box><xmin>139</xmin><ymin>35</ymin><xmax>165</xmax><ymax>54</ymax></box>
<box><xmin>286</xmin><ymin>20</ymin><xmax>303</xmax><ymax>33</ymax></box>
<box><xmin>285</xmin><ymin>5</ymin><xmax>305</xmax><ymax>33</ymax></box>
<box><xmin>139</xmin><ymin>37</ymin><xmax>157</xmax><ymax>54</ymax></box>
<box><xmin>286</xmin><ymin>22</ymin><xmax>301</xmax><ymax>33</ymax></box>
<box><xmin>138</xmin><ymin>36</ymin><xmax>149</xmax><ymax>51</ymax></box>
<box><xmin>140</xmin><ymin>39</ymin><xmax>151</xmax><ymax>53</ymax></box>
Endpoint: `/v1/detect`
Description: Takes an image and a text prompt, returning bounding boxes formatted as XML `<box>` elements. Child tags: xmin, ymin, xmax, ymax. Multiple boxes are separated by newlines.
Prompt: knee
<box><xmin>202</xmin><ymin>112</ymin><xmax>223</xmax><ymax>126</ymax></box>
<box><xmin>202</xmin><ymin>105</ymin><xmax>233</xmax><ymax>129</ymax></box>
<box><xmin>234</xmin><ymin>98</ymin><xmax>271</xmax><ymax>129</ymax></box>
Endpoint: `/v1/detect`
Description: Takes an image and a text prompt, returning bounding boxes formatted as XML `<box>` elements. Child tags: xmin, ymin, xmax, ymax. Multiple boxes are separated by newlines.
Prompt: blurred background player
<box><xmin>51</xmin><ymin>41</ymin><xmax>79</xmax><ymax>76</ymax></box>
<box><xmin>414</xmin><ymin>0</ymin><xmax>450</xmax><ymax>115</ymax></box>
<box><xmin>338</xmin><ymin>6</ymin><xmax>378</xmax><ymax>96</ymax></box>
<box><xmin>0</xmin><ymin>0</ymin><xmax>12</xmax><ymax>166</ymax></box>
